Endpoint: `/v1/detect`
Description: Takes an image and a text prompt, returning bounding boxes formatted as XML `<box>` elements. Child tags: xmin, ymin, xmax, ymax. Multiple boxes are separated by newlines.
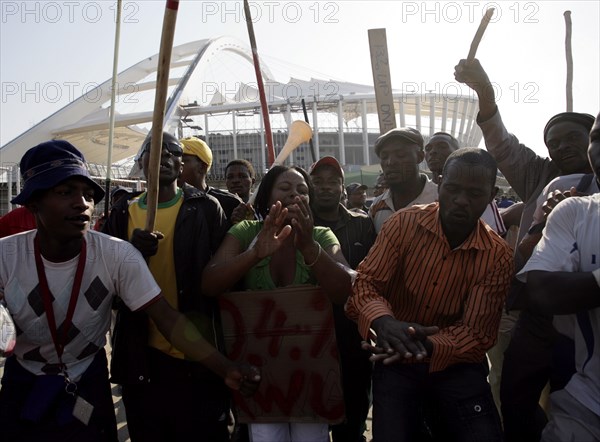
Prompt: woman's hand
<box><xmin>287</xmin><ymin>195</ymin><xmax>315</xmax><ymax>253</ymax></box>
<box><xmin>251</xmin><ymin>201</ymin><xmax>292</xmax><ymax>259</ymax></box>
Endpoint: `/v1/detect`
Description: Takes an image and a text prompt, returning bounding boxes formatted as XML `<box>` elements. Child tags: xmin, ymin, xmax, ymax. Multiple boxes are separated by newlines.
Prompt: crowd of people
<box><xmin>0</xmin><ymin>58</ymin><xmax>599</xmax><ymax>442</ymax></box>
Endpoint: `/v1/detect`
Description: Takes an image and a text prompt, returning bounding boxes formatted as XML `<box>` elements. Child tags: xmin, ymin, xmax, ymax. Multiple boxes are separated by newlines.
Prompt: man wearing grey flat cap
<box><xmin>369</xmin><ymin>127</ymin><xmax>438</xmax><ymax>233</ymax></box>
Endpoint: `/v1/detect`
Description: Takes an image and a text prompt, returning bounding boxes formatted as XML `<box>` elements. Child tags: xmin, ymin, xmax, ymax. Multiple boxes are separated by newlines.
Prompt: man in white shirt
<box><xmin>0</xmin><ymin>140</ymin><xmax>259</xmax><ymax>441</ymax></box>
<box><xmin>518</xmin><ymin>112</ymin><xmax>600</xmax><ymax>441</ymax></box>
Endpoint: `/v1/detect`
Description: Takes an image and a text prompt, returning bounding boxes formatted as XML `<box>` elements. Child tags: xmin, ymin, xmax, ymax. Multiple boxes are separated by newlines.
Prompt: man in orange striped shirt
<box><xmin>347</xmin><ymin>148</ymin><xmax>514</xmax><ymax>441</ymax></box>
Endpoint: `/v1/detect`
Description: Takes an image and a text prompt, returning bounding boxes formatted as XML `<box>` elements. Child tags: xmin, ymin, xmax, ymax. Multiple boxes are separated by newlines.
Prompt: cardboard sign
<box><xmin>219</xmin><ymin>285</ymin><xmax>345</xmax><ymax>424</ymax></box>
<box><xmin>368</xmin><ymin>28</ymin><xmax>397</xmax><ymax>134</ymax></box>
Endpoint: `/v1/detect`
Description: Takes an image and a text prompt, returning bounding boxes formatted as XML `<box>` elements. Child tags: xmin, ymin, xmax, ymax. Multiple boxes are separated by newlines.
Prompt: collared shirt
<box><xmin>368</xmin><ymin>175</ymin><xmax>438</xmax><ymax>233</ymax></box>
<box><xmin>518</xmin><ymin>194</ymin><xmax>600</xmax><ymax>415</ymax></box>
<box><xmin>346</xmin><ymin>202</ymin><xmax>514</xmax><ymax>372</ymax></box>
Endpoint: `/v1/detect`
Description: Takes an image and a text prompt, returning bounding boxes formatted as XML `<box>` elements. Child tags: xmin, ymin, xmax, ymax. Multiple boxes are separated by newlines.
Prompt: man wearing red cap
<box><xmin>309</xmin><ymin>156</ymin><xmax>376</xmax><ymax>442</ymax></box>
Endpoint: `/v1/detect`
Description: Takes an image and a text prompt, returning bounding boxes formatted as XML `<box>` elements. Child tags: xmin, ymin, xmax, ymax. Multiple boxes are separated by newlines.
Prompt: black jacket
<box><xmin>314</xmin><ymin>203</ymin><xmax>376</xmax><ymax>269</ymax></box>
<box><xmin>313</xmin><ymin>204</ymin><xmax>376</xmax><ymax>358</ymax></box>
<box><xmin>104</xmin><ymin>184</ymin><xmax>229</xmax><ymax>384</ymax></box>
<box><xmin>206</xmin><ymin>186</ymin><xmax>243</xmax><ymax>221</ymax></box>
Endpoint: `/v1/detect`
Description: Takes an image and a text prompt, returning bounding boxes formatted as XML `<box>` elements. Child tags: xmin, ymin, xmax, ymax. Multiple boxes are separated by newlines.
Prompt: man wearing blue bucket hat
<box><xmin>0</xmin><ymin>140</ymin><xmax>259</xmax><ymax>441</ymax></box>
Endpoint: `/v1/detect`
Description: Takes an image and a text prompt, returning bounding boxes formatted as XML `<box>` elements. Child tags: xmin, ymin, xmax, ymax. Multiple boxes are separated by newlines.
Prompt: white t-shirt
<box><xmin>518</xmin><ymin>194</ymin><xmax>600</xmax><ymax>416</ymax></box>
<box><xmin>480</xmin><ymin>201</ymin><xmax>506</xmax><ymax>236</ymax></box>
<box><xmin>0</xmin><ymin>230</ymin><xmax>161</xmax><ymax>380</ymax></box>
<box><xmin>369</xmin><ymin>176</ymin><xmax>438</xmax><ymax>233</ymax></box>
<box><xmin>529</xmin><ymin>173</ymin><xmax>599</xmax><ymax>230</ymax></box>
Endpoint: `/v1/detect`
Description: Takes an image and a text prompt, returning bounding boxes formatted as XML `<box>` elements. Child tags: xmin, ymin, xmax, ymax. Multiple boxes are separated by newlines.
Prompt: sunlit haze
<box><xmin>1</xmin><ymin>1</ymin><xmax>598</xmax><ymax>158</ymax></box>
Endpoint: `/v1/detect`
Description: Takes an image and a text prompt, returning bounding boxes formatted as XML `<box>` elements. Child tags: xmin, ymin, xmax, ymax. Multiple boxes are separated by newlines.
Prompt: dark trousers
<box><xmin>372</xmin><ymin>361</ymin><xmax>502</xmax><ymax>442</ymax></box>
<box><xmin>0</xmin><ymin>349</ymin><xmax>118</xmax><ymax>442</ymax></box>
<box><xmin>331</xmin><ymin>305</ymin><xmax>373</xmax><ymax>442</ymax></box>
<box><xmin>330</xmin><ymin>353</ymin><xmax>372</xmax><ymax>442</ymax></box>
<box><xmin>121</xmin><ymin>347</ymin><xmax>230</xmax><ymax>442</ymax></box>
<box><xmin>500</xmin><ymin>311</ymin><xmax>576</xmax><ymax>442</ymax></box>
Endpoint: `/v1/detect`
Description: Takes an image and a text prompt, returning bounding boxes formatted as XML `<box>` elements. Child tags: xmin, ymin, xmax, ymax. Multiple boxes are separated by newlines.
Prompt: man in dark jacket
<box><xmin>309</xmin><ymin>156</ymin><xmax>377</xmax><ymax>442</ymax></box>
<box><xmin>104</xmin><ymin>132</ymin><xmax>232</xmax><ymax>441</ymax></box>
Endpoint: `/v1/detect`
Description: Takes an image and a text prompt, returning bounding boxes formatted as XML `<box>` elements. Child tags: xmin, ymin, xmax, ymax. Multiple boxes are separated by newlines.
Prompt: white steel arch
<box><xmin>0</xmin><ymin>36</ymin><xmax>273</xmax><ymax>166</ymax></box>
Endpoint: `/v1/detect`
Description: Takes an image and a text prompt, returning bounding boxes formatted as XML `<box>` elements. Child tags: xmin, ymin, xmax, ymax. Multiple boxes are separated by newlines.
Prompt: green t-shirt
<box><xmin>228</xmin><ymin>221</ymin><xmax>339</xmax><ymax>290</ymax></box>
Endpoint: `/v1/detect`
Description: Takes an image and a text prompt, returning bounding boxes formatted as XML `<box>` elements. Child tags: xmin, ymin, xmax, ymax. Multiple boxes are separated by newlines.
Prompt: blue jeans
<box><xmin>372</xmin><ymin>362</ymin><xmax>502</xmax><ymax>442</ymax></box>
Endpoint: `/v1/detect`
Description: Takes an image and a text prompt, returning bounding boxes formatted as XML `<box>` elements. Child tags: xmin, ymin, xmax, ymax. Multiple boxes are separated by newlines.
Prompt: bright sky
<box><xmin>1</xmin><ymin>1</ymin><xmax>599</xmax><ymax>158</ymax></box>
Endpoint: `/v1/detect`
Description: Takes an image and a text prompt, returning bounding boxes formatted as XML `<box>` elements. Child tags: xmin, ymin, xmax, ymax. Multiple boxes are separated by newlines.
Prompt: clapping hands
<box><xmin>362</xmin><ymin>316</ymin><xmax>439</xmax><ymax>365</ymax></box>
<box><xmin>251</xmin><ymin>196</ymin><xmax>315</xmax><ymax>259</ymax></box>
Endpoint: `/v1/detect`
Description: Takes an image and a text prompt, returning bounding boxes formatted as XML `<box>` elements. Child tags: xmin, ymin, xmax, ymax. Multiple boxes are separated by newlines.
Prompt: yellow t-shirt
<box><xmin>128</xmin><ymin>189</ymin><xmax>184</xmax><ymax>358</ymax></box>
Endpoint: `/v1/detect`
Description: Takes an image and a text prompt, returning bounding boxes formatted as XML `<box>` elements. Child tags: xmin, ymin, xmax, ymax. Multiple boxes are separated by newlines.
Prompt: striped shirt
<box><xmin>368</xmin><ymin>177</ymin><xmax>439</xmax><ymax>233</ymax></box>
<box><xmin>346</xmin><ymin>202</ymin><xmax>514</xmax><ymax>372</ymax></box>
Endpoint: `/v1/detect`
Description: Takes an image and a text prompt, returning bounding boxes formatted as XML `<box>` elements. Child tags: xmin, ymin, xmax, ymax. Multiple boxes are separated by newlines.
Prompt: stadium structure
<box><xmin>0</xmin><ymin>36</ymin><xmax>483</xmax><ymax>214</ymax></box>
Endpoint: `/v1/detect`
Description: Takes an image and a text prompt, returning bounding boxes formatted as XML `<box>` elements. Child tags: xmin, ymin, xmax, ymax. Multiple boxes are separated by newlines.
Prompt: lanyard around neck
<box><xmin>33</xmin><ymin>235</ymin><xmax>87</xmax><ymax>368</ymax></box>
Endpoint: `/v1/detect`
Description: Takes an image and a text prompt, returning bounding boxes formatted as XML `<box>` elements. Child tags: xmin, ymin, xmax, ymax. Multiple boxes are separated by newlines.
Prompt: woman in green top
<box><xmin>202</xmin><ymin>165</ymin><xmax>353</xmax><ymax>442</ymax></box>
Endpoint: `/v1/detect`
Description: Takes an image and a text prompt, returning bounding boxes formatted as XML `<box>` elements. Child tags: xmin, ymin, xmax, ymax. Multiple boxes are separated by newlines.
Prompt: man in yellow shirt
<box><xmin>105</xmin><ymin>132</ymin><xmax>233</xmax><ymax>441</ymax></box>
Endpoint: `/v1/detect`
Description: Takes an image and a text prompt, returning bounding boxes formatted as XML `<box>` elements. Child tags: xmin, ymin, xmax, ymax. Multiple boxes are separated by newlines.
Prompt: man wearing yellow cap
<box><xmin>179</xmin><ymin>137</ymin><xmax>242</xmax><ymax>220</ymax></box>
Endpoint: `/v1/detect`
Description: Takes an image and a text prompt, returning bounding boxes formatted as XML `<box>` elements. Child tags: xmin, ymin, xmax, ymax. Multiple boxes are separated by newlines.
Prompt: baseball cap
<box><xmin>308</xmin><ymin>156</ymin><xmax>344</xmax><ymax>179</ymax></box>
<box><xmin>110</xmin><ymin>186</ymin><xmax>131</xmax><ymax>200</ymax></box>
<box><xmin>12</xmin><ymin>140</ymin><xmax>105</xmax><ymax>205</ymax></box>
<box><xmin>374</xmin><ymin>127</ymin><xmax>424</xmax><ymax>156</ymax></box>
<box><xmin>180</xmin><ymin>137</ymin><xmax>213</xmax><ymax>170</ymax></box>
<box><xmin>346</xmin><ymin>182</ymin><xmax>368</xmax><ymax>195</ymax></box>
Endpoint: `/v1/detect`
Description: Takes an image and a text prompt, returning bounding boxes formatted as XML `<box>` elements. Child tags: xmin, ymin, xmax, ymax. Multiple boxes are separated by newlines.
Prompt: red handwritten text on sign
<box><xmin>219</xmin><ymin>285</ymin><xmax>345</xmax><ymax>424</ymax></box>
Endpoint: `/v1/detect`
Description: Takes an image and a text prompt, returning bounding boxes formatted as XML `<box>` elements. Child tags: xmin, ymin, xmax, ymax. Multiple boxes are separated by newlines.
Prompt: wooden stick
<box><xmin>243</xmin><ymin>0</ymin><xmax>275</xmax><ymax>167</ymax></box>
<box><xmin>301</xmin><ymin>98</ymin><xmax>316</xmax><ymax>163</ymax></box>
<box><xmin>467</xmin><ymin>8</ymin><xmax>495</xmax><ymax>62</ymax></box>
<box><xmin>104</xmin><ymin>0</ymin><xmax>123</xmax><ymax>217</ymax></box>
<box><xmin>368</xmin><ymin>28</ymin><xmax>396</xmax><ymax>134</ymax></box>
<box><xmin>564</xmin><ymin>11</ymin><xmax>573</xmax><ymax>112</ymax></box>
<box><xmin>145</xmin><ymin>0</ymin><xmax>179</xmax><ymax>232</ymax></box>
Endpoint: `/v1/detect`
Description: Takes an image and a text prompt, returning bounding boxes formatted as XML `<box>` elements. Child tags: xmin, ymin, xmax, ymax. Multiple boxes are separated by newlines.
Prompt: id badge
<box><xmin>72</xmin><ymin>395</ymin><xmax>94</xmax><ymax>426</ymax></box>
